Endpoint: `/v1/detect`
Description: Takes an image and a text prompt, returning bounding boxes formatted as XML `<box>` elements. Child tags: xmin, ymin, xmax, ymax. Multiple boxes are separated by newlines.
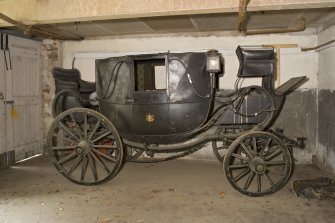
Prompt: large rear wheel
<box><xmin>47</xmin><ymin>108</ymin><xmax>124</xmax><ymax>185</ymax></box>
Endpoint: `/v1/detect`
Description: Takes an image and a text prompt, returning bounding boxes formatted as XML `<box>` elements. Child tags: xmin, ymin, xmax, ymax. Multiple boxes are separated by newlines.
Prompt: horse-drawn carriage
<box><xmin>48</xmin><ymin>46</ymin><xmax>306</xmax><ymax>196</ymax></box>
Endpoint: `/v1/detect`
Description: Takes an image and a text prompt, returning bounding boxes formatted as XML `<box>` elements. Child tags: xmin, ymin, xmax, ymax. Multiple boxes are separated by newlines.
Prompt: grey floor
<box><xmin>0</xmin><ymin>156</ymin><xmax>334</xmax><ymax>223</ymax></box>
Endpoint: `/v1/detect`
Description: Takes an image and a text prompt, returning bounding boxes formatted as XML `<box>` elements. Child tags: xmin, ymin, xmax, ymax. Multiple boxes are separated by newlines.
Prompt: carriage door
<box><xmin>132</xmin><ymin>56</ymin><xmax>169</xmax><ymax>135</ymax></box>
<box><xmin>0</xmin><ymin>35</ymin><xmax>6</xmax><ymax>167</ymax></box>
<box><xmin>0</xmin><ymin>35</ymin><xmax>43</xmax><ymax>164</ymax></box>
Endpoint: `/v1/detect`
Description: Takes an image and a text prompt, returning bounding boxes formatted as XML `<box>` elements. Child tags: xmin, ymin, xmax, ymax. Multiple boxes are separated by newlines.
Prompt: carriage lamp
<box><xmin>206</xmin><ymin>50</ymin><xmax>221</xmax><ymax>73</ymax></box>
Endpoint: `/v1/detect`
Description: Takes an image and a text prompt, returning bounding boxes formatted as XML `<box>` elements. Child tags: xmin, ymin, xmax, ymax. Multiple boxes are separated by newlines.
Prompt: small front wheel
<box><xmin>224</xmin><ymin>131</ymin><xmax>292</xmax><ymax>196</ymax></box>
<box><xmin>47</xmin><ymin>108</ymin><xmax>124</xmax><ymax>185</ymax></box>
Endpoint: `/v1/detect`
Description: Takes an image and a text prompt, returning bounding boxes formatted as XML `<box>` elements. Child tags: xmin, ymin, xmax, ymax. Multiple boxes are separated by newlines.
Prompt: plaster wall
<box><xmin>55</xmin><ymin>31</ymin><xmax>318</xmax><ymax>162</ymax></box>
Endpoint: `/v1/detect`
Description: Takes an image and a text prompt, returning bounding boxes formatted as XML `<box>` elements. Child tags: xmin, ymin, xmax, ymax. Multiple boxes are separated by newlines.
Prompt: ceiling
<box><xmin>3</xmin><ymin>8</ymin><xmax>335</xmax><ymax>39</ymax></box>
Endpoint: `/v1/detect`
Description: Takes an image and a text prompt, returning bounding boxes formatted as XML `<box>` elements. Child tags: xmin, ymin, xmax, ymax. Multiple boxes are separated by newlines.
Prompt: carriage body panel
<box><xmin>95</xmin><ymin>52</ymin><xmax>212</xmax><ymax>143</ymax></box>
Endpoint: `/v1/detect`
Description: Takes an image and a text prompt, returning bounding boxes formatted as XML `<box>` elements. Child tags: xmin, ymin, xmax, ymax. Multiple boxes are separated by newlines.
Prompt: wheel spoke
<box><xmin>91</xmin><ymin>130</ymin><xmax>112</xmax><ymax>143</ymax></box>
<box><xmin>231</xmin><ymin>153</ymin><xmax>249</xmax><ymax>161</ymax></box>
<box><xmin>52</xmin><ymin>134</ymin><xmax>77</xmax><ymax>144</ymax></box>
<box><xmin>80</xmin><ymin>155</ymin><xmax>88</xmax><ymax>181</ymax></box>
<box><xmin>69</xmin><ymin>113</ymin><xmax>83</xmax><ymax>138</ymax></box>
<box><xmin>233</xmin><ymin>168</ymin><xmax>251</xmax><ymax>182</ymax></box>
<box><xmin>257</xmin><ymin>174</ymin><xmax>261</xmax><ymax>192</ymax></box>
<box><xmin>264</xmin><ymin>172</ymin><xmax>275</xmax><ymax>189</ymax></box>
<box><xmin>58</xmin><ymin>122</ymin><xmax>80</xmax><ymax>142</ymax></box>
<box><xmin>52</xmin><ymin>146</ymin><xmax>77</xmax><ymax>150</ymax></box>
<box><xmin>264</xmin><ymin>145</ymin><xmax>280</xmax><ymax>156</ymax></box>
<box><xmin>244</xmin><ymin>171</ymin><xmax>255</xmax><ymax>190</ymax></box>
<box><xmin>91</xmin><ymin>151</ymin><xmax>111</xmax><ymax>173</ymax></box>
<box><xmin>88</xmin><ymin>154</ymin><xmax>98</xmax><ymax>181</ymax></box>
<box><xmin>91</xmin><ymin>144</ymin><xmax>117</xmax><ymax>149</ymax></box>
<box><xmin>228</xmin><ymin>163</ymin><xmax>249</xmax><ymax>169</ymax></box>
<box><xmin>260</xmin><ymin>138</ymin><xmax>272</xmax><ymax>156</ymax></box>
<box><xmin>67</xmin><ymin>155</ymin><xmax>83</xmax><ymax>175</ymax></box>
<box><xmin>239</xmin><ymin>142</ymin><xmax>253</xmax><ymax>158</ymax></box>
<box><xmin>88</xmin><ymin>118</ymin><xmax>101</xmax><ymax>141</ymax></box>
<box><xmin>265</xmin><ymin>150</ymin><xmax>283</xmax><ymax>161</ymax></box>
<box><xmin>266</xmin><ymin>160</ymin><xmax>286</xmax><ymax>166</ymax></box>
<box><xmin>92</xmin><ymin>148</ymin><xmax>117</xmax><ymax>163</ymax></box>
<box><xmin>57</xmin><ymin>151</ymin><xmax>76</xmax><ymax>165</ymax></box>
<box><xmin>268</xmin><ymin>168</ymin><xmax>284</xmax><ymax>176</ymax></box>
<box><xmin>83</xmin><ymin>113</ymin><xmax>88</xmax><ymax>139</ymax></box>
<box><xmin>252</xmin><ymin>137</ymin><xmax>257</xmax><ymax>153</ymax></box>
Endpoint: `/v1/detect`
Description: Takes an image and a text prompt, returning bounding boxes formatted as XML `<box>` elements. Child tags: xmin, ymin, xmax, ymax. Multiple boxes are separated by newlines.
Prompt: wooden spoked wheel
<box><xmin>224</xmin><ymin>131</ymin><xmax>292</xmax><ymax>196</ymax></box>
<box><xmin>47</xmin><ymin>108</ymin><xmax>124</xmax><ymax>185</ymax></box>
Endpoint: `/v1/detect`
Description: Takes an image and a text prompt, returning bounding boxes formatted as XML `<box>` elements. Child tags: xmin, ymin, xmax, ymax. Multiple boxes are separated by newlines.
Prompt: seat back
<box><xmin>236</xmin><ymin>46</ymin><xmax>275</xmax><ymax>77</ymax></box>
<box><xmin>52</xmin><ymin>67</ymin><xmax>80</xmax><ymax>93</ymax></box>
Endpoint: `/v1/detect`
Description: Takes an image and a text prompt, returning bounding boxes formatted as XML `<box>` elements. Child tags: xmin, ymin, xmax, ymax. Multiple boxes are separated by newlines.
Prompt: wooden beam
<box><xmin>262</xmin><ymin>44</ymin><xmax>299</xmax><ymax>87</ymax></box>
<box><xmin>0</xmin><ymin>13</ymin><xmax>83</xmax><ymax>40</ymax></box>
<box><xmin>238</xmin><ymin>0</ymin><xmax>250</xmax><ymax>35</ymax></box>
<box><xmin>0</xmin><ymin>0</ymin><xmax>335</xmax><ymax>27</ymax></box>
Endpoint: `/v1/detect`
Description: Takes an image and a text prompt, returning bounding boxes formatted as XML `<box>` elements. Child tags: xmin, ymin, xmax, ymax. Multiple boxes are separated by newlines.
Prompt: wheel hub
<box><xmin>77</xmin><ymin>140</ymin><xmax>91</xmax><ymax>154</ymax></box>
<box><xmin>250</xmin><ymin>157</ymin><xmax>266</xmax><ymax>174</ymax></box>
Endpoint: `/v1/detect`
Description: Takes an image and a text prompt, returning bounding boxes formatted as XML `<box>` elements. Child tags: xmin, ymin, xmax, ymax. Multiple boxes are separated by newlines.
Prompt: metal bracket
<box><xmin>4</xmin><ymin>100</ymin><xmax>14</xmax><ymax>105</ymax></box>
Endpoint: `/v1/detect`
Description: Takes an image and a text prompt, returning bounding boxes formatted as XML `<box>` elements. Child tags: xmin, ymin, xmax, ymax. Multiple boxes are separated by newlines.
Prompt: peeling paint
<box><xmin>10</xmin><ymin>108</ymin><xmax>18</xmax><ymax>120</ymax></box>
<box><xmin>273</xmin><ymin>89</ymin><xmax>317</xmax><ymax>163</ymax></box>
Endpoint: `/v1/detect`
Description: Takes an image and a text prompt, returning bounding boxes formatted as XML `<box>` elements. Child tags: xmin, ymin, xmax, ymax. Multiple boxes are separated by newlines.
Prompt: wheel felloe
<box><xmin>223</xmin><ymin>131</ymin><xmax>292</xmax><ymax>196</ymax></box>
<box><xmin>212</xmin><ymin>127</ymin><xmax>239</xmax><ymax>162</ymax></box>
<box><xmin>47</xmin><ymin>108</ymin><xmax>124</xmax><ymax>185</ymax></box>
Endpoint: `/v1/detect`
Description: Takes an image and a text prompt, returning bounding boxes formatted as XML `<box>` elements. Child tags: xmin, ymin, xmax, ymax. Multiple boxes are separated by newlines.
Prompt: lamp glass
<box><xmin>206</xmin><ymin>56</ymin><xmax>221</xmax><ymax>73</ymax></box>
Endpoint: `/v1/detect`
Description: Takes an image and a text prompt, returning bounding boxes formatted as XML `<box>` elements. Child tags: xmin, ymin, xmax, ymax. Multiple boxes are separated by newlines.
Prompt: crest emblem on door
<box><xmin>146</xmin><ymin>113</ymin><xmax>155</xmax><ymax>123</ymax></box>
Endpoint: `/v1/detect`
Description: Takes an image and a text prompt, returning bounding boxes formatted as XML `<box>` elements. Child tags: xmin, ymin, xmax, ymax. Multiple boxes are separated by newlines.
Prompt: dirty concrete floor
<box><xmin>0</xmin><ymin>156</ymin><xmax>334</xmax><ymax>223</ymax></box>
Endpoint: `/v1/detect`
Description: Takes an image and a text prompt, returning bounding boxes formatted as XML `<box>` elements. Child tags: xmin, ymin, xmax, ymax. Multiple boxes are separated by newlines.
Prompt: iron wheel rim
<box><xmin>47</xmin><ymin>108</ymin><xmax>124</xmax><ymax>185</ymax></box>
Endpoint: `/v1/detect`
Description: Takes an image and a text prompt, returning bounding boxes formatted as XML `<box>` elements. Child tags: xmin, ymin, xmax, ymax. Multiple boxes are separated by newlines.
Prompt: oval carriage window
<box><xmin>134</xmin><ymin>59</ymin><xmax>167</xmax><ymax>91</ymax></box>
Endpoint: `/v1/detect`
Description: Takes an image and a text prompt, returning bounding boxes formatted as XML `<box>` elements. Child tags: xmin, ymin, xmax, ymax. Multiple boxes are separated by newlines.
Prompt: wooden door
<box><xmin>3</xmin><ymin>35</ymin><xmax>43</xmax><ymax>162</ymax></box>
<box><xmin>0</xmin><ymin>40</ymin><xmax>6</xmax><ymax>167</ymax></box>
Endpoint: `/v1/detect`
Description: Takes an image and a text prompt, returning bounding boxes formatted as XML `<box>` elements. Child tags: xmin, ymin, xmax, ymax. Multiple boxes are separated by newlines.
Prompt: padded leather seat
<box><xmin>236</xmin><ymin>46</ymin><xmax>275</xmax><ymax>77</ymax></box>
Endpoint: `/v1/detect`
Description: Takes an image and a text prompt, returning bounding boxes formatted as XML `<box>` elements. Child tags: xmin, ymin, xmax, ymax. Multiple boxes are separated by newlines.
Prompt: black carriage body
<box><xmin>52</xmin><ymin>46</ymin><xmax>306</xmax><ymax>145</ymax></box>
<box><xmin>96</xmin><ymin>52</ymin><xmax>212</xmax><ymax>144</ymax></box>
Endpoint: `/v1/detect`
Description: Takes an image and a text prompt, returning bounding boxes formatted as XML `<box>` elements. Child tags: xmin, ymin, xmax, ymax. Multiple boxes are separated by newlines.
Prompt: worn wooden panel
<box><xmin>12</xmin><ymin>55</ymin><xmax>40</xmax><ymax>97</ymax></box>
<box><xmin>4</xmin><ymin>35</ymin><xmax>43</xmax><ymax>162</ymax></box>
<box><xmin>0</xmin><ymin>44</ymin><xmax>6</xmax><ymax>156</ymax></box>
<box><xmin>12</xmin><ymin>104</ymin><xmax>39</xmax><ymax>147</ymax></box>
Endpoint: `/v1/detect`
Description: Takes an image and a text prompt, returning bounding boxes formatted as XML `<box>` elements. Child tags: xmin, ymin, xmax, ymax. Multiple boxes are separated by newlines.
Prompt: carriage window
<box><xmin>134</xmin><ymin>59</ymin><xmax>166</xmax><ymax>91</ymax></box>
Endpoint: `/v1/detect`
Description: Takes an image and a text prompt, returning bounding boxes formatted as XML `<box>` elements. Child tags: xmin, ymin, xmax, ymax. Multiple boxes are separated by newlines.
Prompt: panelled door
<box><xmin>0</xmin><ymin>34</ymin><xmax>43</xmax><ymax>164</ymax></box>
<box><xmin>0</xmin><ymin>39</ymin><xmax>6</xmax><ymax>166</ymax></box>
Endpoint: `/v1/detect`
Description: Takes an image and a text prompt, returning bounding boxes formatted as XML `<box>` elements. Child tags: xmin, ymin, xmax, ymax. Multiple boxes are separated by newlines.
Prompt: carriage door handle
<box><xmin>0</xmin><ymin>92</ymin><xmax>4</xmax><ymax>100</ymax></box>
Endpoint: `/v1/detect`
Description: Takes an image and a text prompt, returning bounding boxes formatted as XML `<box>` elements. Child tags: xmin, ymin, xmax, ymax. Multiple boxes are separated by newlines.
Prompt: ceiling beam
<box><xmin>1</xmin><ymin>0</ymin><xmax>335</xmax><ymax>27</ymax></box>
<box><xmin>0</xmin><ymin>13</ymin><xmax>83</xmax><ymax>40</ymax></box>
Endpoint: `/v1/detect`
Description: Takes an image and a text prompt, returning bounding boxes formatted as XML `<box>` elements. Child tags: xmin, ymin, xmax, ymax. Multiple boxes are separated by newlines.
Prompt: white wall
<box><xmin>63</xmin><ymin>31</ymin><xmax>318</xmax><ymax>89</ymax></box>
<box><xmin>317</xmin><ymin>26</ymin><xmax>335</xmax><ymax>91</ymax></box>
<box><xmin>61</xmin><ymin>31</ymin><xmax>319</xmax><ymax>161</ymax></box>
